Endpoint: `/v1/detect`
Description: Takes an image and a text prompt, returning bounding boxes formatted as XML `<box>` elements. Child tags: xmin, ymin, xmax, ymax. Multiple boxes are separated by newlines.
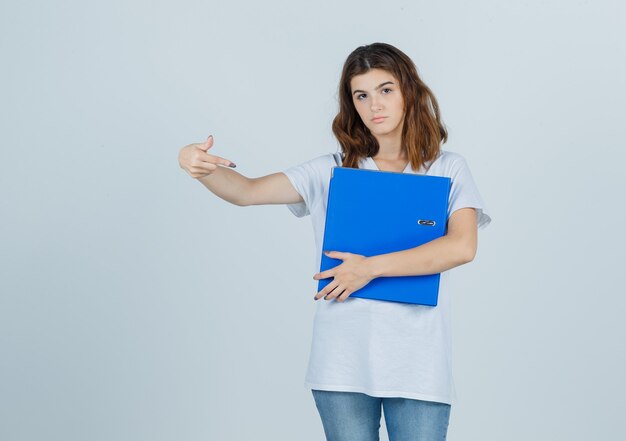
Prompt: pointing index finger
<box><xmin>199</xmin><ymin>152</ymin><xmax>237</xmax><ymax>168</ymax></box>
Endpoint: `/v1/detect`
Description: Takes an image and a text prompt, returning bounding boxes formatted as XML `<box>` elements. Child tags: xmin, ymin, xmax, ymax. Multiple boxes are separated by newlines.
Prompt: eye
<box><xmin>382</xmin><ymin>88</ymin><xmax>392</xmax><ymax>94</ymax></box>
<box><xmin>356</xmin><ymin>93</ymin><xmax>367</xmax><ymax>100</ymax></box>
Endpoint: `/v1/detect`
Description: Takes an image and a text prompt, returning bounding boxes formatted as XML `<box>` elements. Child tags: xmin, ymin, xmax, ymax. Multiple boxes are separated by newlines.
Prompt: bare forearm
<box><xmin>197</xmin><ymin>166</ymin><xmax>252</xmax><ymax>206</ymax></box>
<box><xmin>365</xmin><ymin>235</ymin><xmax>473</xmax><ymax>278</ymax></box>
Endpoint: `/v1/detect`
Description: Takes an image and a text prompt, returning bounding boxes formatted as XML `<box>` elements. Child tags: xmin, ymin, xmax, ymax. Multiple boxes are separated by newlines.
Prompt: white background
<box><xmin>1</xmin><ymin>0</ymin><xmax>625</xmax><ymax>439</ymax></box>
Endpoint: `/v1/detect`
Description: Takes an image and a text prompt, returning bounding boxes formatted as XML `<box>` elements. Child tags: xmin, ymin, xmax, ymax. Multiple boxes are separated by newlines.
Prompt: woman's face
<box><xmin>350</xmin><ymin>68</ymin><xmax>405</xmax><ymax>140</ymax></box>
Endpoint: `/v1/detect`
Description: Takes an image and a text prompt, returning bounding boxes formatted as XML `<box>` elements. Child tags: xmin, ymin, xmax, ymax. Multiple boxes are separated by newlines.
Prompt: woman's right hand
<box><xmin>178</xmin><ymin>135</ymin><xmax>237</xmax><ymax>179</ymax></box>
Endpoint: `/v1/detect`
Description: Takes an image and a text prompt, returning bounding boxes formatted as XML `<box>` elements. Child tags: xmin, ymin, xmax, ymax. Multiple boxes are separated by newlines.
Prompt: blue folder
<box><xmin>318</xmin><ymin>166</ymin><xmax>452</xmax><ymax>306</ymax></box>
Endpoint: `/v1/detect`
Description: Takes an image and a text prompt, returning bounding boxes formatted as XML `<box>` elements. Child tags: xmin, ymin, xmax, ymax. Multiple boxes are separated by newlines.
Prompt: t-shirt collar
<box><xmin>363</xmin><ymin>155</ymin><xmax>437</xmax><ymax>174</ymax></box>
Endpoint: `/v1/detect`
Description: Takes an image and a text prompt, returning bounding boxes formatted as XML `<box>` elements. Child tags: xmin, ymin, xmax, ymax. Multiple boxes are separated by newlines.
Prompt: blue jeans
<box><xmin>312</xmin><ymin>389</ymin><xmax>451</xmax><ymax>441</ymax></box>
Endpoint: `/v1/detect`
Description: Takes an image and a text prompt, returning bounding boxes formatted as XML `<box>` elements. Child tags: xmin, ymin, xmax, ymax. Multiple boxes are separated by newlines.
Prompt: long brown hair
<box><xmin>332</xmin><ymin>42</ymin><xmax>448</xmax><ymax>170</ymax></box>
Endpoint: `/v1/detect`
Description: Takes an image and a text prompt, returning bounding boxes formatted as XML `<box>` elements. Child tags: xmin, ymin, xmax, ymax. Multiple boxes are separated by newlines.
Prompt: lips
<box><xmin>371</xmin><ymin>116</ymin><xmax>387</xmax><ymax>122</ymax></box>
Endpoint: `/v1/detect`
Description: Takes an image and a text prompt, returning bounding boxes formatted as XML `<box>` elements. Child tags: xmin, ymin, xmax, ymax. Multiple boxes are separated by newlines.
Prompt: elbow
<box><xmin>235</xmin><ymin>180</ymin><xmax>255</xmax><ymax>206</ymax></box>
<box><xmin>461</xmin><ymin>244</ymin><xmax>477</xmax><ymax>264</ymax></box>
<box><xmin>453</xmin><ymin>237</ymin><xmax>476</xmax><ymax>265</ymax></box>
<box><xmin>232</xmin><ymin>193</ymin><xmax>252</xmax><ymax>207</ymax></box>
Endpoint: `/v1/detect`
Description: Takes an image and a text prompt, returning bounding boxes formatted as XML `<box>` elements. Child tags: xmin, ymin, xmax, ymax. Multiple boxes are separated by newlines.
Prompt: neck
<box><xmin>373</xmin><ymin>129</ymin><xmax>405</xmax><ymax>161</ymax></box>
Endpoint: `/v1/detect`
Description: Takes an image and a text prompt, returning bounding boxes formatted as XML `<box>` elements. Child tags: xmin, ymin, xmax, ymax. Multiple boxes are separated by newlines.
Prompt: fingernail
<box><xmin>229</xmin><ymin>163</ymin><xmax>236</xmax><ymax>168</ymax></box>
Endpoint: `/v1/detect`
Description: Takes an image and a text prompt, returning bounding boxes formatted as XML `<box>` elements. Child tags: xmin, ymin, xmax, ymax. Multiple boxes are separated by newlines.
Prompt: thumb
<box><xmin>199</xmin><ymin>135</ymin><xmax>213</xmax><ymax>151</ymax></box>
<box><xmin>324</xmin><ymin>250</ymin><xmax>346</xmax><ymax>259</ymax></box>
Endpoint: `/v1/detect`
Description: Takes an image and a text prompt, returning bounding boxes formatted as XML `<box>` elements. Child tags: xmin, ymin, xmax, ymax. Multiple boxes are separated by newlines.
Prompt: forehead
<box><xmin>350</xmin><ymin>68</ymin><xmax>398</xmax><ymax>91</ymax></box>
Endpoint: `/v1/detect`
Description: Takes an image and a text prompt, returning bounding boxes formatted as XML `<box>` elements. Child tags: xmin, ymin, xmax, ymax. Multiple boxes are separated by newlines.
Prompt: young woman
<box><xmin>178</xmin><ymin>42</ymin><xmax>491</xmax><ymax>441</ymax></box>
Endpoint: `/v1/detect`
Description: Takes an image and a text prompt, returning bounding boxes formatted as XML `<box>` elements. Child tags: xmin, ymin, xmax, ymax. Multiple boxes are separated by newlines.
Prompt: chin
<box><xmin>369</xmin><ymin>122</ymin><xmax>399</xmax><ymax>135</ymax></box>
<box><xmin>371</xmin><ymin>128</ymin><xmax>393</xmax><ymax>136</ymax></box>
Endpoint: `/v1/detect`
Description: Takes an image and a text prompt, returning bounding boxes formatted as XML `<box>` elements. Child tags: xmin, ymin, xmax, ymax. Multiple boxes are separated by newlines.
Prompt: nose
<box><xmin>370</xmin><ymin>95</ymin><xmax>382</xmax><ymax>113</ymax></box>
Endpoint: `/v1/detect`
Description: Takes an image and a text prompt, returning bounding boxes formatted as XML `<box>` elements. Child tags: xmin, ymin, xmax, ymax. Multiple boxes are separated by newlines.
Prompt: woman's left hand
<box><xmin>313</xmin><ymin>251</ymin><xmax>375</xmax><ymax>302</ymax></box>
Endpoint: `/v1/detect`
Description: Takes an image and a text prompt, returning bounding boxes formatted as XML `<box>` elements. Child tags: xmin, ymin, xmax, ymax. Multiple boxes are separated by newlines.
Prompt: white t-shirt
<box><xmin>281</xmin><ymin>149</ymin><xmax>491</xmax><ymax>405</ymax></box>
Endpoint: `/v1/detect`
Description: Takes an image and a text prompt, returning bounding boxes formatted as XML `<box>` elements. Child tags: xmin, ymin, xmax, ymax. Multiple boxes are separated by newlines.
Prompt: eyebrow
<box><xmin>352</xmin><ymin>81</ymin><xmax>395</xmax><ymax>95</ymax></box>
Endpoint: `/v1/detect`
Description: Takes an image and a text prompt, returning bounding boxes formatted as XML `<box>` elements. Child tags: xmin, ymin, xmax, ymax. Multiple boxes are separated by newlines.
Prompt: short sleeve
<box><xmin>281</xmin><ymin>154</ymin><xmax>330</xmax><ymax>218</ymax></box>
<box><xmin>447</xmin><ymin>155</ymin><xmax>492</xmax><ymax>230</ymax></box>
